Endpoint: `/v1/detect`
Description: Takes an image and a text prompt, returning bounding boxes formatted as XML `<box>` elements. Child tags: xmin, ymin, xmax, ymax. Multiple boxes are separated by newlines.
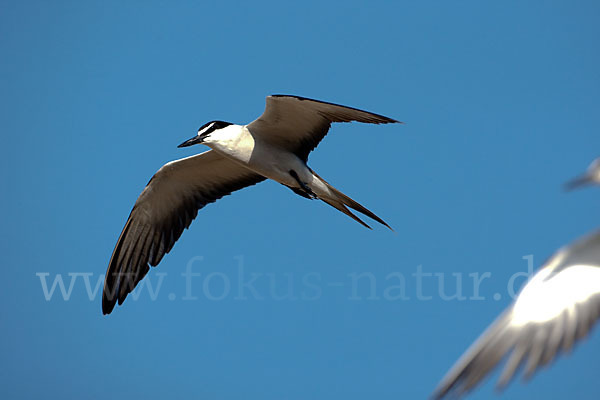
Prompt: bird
<box><xmin>102</xmin><ymin>95</ymin><xmax>400</xmax><ymax>314</ymax></box>
<box><xmin>564</xmin><ymin>157</ymin><xmax>600</xmax><ymax>191</ymax></box>
<box><xmin>432</xmin><ymin>160</ymin><xmax>600</xmax><ymax>399</ymax></box>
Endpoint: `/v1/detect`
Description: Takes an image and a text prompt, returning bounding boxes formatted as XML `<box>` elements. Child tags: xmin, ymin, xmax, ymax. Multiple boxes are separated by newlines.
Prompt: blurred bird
<box><xmin>102</xmin><ymin>95</ymin><xmax>400</xmax><ymax>314</ymax></box>
<box><xmin>433</xmin><ymin>159</ymin><xmax>600</xmax><ymax>399</ymax></box>
<box><xmin>564</xmin><ymin>157</ymin><xmax>600</xmax><ymax>191</ymax></box>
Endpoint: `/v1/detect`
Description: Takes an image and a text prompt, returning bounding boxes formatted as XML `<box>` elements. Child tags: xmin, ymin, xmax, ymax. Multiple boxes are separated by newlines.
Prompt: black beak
<box><xmin>177</xmin><ymin>135</ymin><xmax>203</xmax><ymax>148</ymax></box>
<box><xmin>563</xmin><ymin>174</ymin><xmax>592</xmax><ymax>191</ymax></box>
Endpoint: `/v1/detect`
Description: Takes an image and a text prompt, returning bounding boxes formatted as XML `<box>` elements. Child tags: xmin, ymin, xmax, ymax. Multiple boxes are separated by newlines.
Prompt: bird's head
<box><xmin>178</xmin><ymin>121</ymin><xmax>233</xmax><ymax>148</ymax></box>
<box><xmin>564</xmin><ymin>157</ymin><xmax>600</xmax><ymax>191</ymax></box>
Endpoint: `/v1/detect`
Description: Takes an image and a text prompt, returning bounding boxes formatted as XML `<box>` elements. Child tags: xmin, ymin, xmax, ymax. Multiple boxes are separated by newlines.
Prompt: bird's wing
<box><xmin>433</xmin><ymin>230</ymin><xmax>600</xmax><ymax>399</ymax></box>
<box><xmin>102</xmin><ymin>150</ymin><xmax>265</xmax><ymax>314</ymax></box>
<box><xmin>246</xmin><ymin>95</ymin><xmax>399</xmax><ymax>161</ymax></box>
<box><xmin>564</xmin><ymin>157</ymin><xmax>600</xmax><ymax>191</ymax></box>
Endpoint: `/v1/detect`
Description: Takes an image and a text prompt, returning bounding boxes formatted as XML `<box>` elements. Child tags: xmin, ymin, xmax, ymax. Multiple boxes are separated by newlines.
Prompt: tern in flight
<box><xmin>433</xmin><ymin>159</ymin><xmax>600</xmax><ymax>399</ymax></box>
<box><xmin>102</xmin><ymin>95</ymin><xmax>400</xmax><ymax>314</ymax></box>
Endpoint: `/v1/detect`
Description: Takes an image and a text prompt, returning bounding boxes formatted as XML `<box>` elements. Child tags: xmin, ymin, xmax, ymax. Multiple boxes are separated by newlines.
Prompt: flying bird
<box><xmin>102</xmin><ymin>95</ymin><xmax>400</xmax><ymax>314</ymax></box>
<box><xmin>433</xmin><ymin>160</ymin><xmax>600</xmax><ymax>399</ymax></box>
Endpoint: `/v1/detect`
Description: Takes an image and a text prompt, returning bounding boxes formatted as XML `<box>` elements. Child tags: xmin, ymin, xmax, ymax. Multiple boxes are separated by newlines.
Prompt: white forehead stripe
<box><xmin>198</xmin><ymin>122</ymin><xmax>215</xmax><ymax>135</ymax></box>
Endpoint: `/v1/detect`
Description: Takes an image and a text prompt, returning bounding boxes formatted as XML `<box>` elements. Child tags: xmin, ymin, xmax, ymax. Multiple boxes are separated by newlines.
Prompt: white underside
<box><xmin>203</xmin><ymin>124</ymin><xmax>333</xmax><ymax>198</ymax></box>
<box><xmin>511</xmin><ymin>263</ymin><xmax>600</xmax><ymax>326</ymax></box>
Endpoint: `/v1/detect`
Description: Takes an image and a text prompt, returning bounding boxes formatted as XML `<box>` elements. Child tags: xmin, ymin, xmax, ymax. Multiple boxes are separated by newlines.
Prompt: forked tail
<box><xmin>313</xmin><ymin>172</ymin><xmax>392</xmax><ymax>230</ymax></box>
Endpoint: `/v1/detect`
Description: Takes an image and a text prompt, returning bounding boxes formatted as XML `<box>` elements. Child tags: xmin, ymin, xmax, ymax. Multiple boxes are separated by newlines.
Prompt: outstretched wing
<box><xmin>103</xmin><ymin>150</ymin><xmax>265</xmax><ymax>314</ymax></box>
<box><xmin>433</xmin><ymin>230</ymin><xmax>600</xmax><ymax>399</ymax></box>
<box><xmin>247</xmin><ymin>95</ymin><xmax>400</xmax><ymax>161</ymax></box>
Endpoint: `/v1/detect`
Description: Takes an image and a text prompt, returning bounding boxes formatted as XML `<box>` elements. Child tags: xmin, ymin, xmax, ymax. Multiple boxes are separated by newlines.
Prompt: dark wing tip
<box><xmin>563</xmin><ymin>174</ymin><xmax>592</xmax><ymax>192</ymax></box>
<box><xmin>102</xmin><ymin>256</ymin><xmax>119</xmax><ymax>315</ymax></box>
<box><xmin>102</xmin><ymin>268</ymin><xmax>119</xmax><ymax>315</ymax></box>
<box><xmin>102</xmin><ymin>295</ymin><xmax>116</xmax><ymax>315</ymax></box>
<box><xmin>372</xmin><ymin>116</ymin><xmax>403</xmax><ymax>125</ymax></box>
<box><xmin>102</xmin><ymin>261</ymin><xmax>122</xmax><ymax>315</ymax></box>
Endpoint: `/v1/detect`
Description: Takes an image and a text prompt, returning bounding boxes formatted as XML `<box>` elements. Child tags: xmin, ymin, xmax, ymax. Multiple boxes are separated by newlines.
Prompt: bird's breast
<box><xmin>209</xmin><ymin>127</ymin><xmax>257</xmax><ymax>165</ymax></box>
<box><xmin>208</xmin><ymin>127</ymin><xmax>309</xmax><ymax>187</ymax></box>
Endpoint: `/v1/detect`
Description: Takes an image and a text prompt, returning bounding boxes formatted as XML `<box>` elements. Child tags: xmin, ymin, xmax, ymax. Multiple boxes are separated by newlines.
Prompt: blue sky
<box><xmin>1</xmin><ymin>1</ymin><xmax>599</xmax><ymax>399</ymax></box>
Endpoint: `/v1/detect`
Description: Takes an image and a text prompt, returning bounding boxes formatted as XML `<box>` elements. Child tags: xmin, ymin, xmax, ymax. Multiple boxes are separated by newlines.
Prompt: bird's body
<box><xmin>433</xmin><ymin>159</ymin><xmax>600</xmax><ymax>399</ymax></box>
<box><xmin>206</xmin><ymin>124</ymin><xmax>319</xmax><ymax>192</ymax></box>
<box><xmin>102</xmin><ymin>95</ymin><xmax>400</xmax><ymax>314</ymax></box>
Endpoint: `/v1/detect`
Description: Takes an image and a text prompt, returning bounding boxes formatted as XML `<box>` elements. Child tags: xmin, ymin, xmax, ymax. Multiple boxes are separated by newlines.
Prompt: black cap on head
<box><xmin>178</xmin><ymin>121</ymin><xmax>233</xmax><ymax>148</ymax></box>
<box><xmin>197</xmin><ymin>120</ymin><xmax>232</xmax><ymax>133</ymax></box>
